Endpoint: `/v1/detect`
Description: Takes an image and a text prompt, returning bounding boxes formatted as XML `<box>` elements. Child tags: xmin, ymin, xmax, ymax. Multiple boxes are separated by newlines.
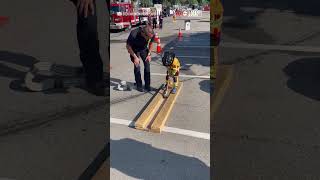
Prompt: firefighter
<box><xmin>126</xmin><ymin>25</ymin><xmax>155</xmax><ymax>92</ymax></box>
<box><xmin>162</xmin><ymin>51</ymin><xmax>181</xmax><ymax>96</ymax></box>
<box><xmin>159</xmin><ymin>13</ymin><xmax>163</xmax><ymax>29</ymax></box>
<box><xmin>148</xmin><ymin>13</ymin><xmax>152</xmax><ymax>26</ymax></box>
<box><xmin>152</xmin><ymin>15</ymin><xmax>157</xmax><ymax>29</ymax></box>
<box><xmin>70</xmin><ymin>0</ymin><xmax>106</xmax><ymax>96</ymax></box>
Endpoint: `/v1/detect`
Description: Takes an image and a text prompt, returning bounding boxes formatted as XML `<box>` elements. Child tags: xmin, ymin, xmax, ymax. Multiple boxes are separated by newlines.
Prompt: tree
<box><xmin>163</xmin><ymin>0</ymin><xmax>172</xmax><ymax>7</ymax></box>
<box><xmin>188</xmin><ymin>0</ymin><xmax>198</xmax><ymax>5</ymax></box>
<box><xmin>198</xmin><ymin>0</ymin><xmax>209</xmax><ymax>5</ymax></box>
<box><xmin>140</xmin><ymin>0</ymin><xmax>152</xmax><ymax>7</ymax></box>
<box><xmin>179</xmin><ymin>0</ymin><xmax>187</xmax><ymax>5</ymax></box>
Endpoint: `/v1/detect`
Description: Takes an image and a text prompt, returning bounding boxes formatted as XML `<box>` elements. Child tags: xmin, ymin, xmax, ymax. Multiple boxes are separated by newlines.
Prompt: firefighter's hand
<box><xmin>77</xmin><ymin>0</ymin><xmax>95</xmax><ymax>18</ymax></box>
<box><xmin>133</xmin><ymin>57</ymin><xmax>140</xmax><ymax>67</ymax></box>
<box><xmin>146</xmin><ymin>55</ymin><xmax>151</xmax><ymax>62</ymax></box>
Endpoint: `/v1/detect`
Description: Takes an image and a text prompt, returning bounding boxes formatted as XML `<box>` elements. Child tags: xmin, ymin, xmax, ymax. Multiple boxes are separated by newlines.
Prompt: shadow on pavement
<box><xmin>283</xmin><ymin>57</ymin><xmax>320</xmax><ymax>101</ymax></box>
<box><xmin>110</xmin><ymin>138</ymin><xmax>209</xmax><ymax>180</ymax></box>
<box><xmin>199</xmin><ymin>79</ymin><xmax>210</xmax><ymax>94</ymax></box>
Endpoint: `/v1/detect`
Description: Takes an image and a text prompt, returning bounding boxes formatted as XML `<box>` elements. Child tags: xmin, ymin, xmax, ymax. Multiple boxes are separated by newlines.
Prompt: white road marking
<box><xmin>179</xmin><ymin>39</ymin><xmax>210</xmax><ymax>42</ymax></box>
<box><xmin>177</xmin><ymin>55</ymin><xmax>210</xmax><ymax>59</ymax></box>
<box><xmin>221</xmin><ymin>42</ymin><xmax>320</xmax><ymax>53</ymax></box>
<box><xmin>151</xmin><ymin>73</ymin><xmax>210</xmax><ymax>79</ymax></box>
<box><xmin>162</xmin><ymin>127</ymin><xmax>210</xmax><ymax>140</ymax></box>
<box><xmin>110</xmin><ymin>118</ymin><xmax>210</xmax><ymax>140</ymax></box>
<box><xmin>176</xmin><ymin>45</ymin><xmax>210</xmax><ymax>48</ymax></box>
<box><xmin>151</xmin><ymin>55</ymin><xmax>209</xmax><ymax>59</ymax></box>
<box><xmin>176</xmin><ymin>43</ymin><xmax>320</xmax><ymax>53</ymax></box>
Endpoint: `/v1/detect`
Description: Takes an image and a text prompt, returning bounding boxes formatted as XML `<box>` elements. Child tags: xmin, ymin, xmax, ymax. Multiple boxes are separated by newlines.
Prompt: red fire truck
<box><xmin>110</xmin><ymin>2</ymin><xmax>140</xmax><ymax>30</ymax></box>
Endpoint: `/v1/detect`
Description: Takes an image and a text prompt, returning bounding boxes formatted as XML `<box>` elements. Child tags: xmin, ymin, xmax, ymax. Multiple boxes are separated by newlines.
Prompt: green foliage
<box><xmin>189</xmin><ymin>0</ymin><xmax>198</xmax><ymax>5</ymax></box>
<box><xmin>163</xmin><ymin>0</ymin><xmax>172</xmax><ymax>6</ymax></box>
<box><xmin>140</xmin><ymin>0</ymin><xmax>153</xmax><ymax>7</ymax></box>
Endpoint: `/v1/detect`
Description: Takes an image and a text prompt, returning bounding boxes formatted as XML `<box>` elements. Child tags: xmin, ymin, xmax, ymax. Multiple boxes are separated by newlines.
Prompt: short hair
<box><xmin>142</xmin><ymin>25</ymin><xmax>154</xmax><ymax>37</ymax></box>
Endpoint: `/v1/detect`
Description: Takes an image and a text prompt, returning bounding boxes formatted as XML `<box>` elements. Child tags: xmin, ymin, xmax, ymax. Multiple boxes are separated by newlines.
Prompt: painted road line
<box><xmin>176</xmin><ymin>46</ymin><xmax>210</xmax><ymax>48</ymax></box>
<box><xmin>177</xmin><ymin>56</ymin><xmax>210</xmax><ymax>59</ymax></box>
<box><xmin>221</xmin><ymin>42</ymin><xmax>320</xmax><ymax>53</ymax></box>
<box><xmin>150</xmin><ymin>82</ymin><xmax>183</xmax><ymax>133</ymax></box>
<box><xmin>110</xmin><ymin>117</ymin><xmax>134</xmax><ymax>127</ymax></box>
<box><xmin>180</xmin><ymin>38</ymin><xmax>209</xmax><ymax>41</ymax></box>
<box><xmin>212</xmin><ymin>65</ymin><xmax>234</xmax><ymax>115</ymax></box>
<box><xmin>163</xmin><ymin>127</ymin><xmax>210</xmax><ymax>140</ymax></box>
<box><xmin>110</xmin><ymin>117</ymin><xmax>210</xmax><ymax>140</ymax></box>
<box><xmin>176</xmin><ymin>43</ymin><xmax>320</xmax><ymax>53</ymax></box>
<box><xmin>134</xmin><ymin>88</ymin><xmax>165</xmax><ymax>130</ymax></box>
<box><xmin>151</xmin><ymin>73</ymin><xmax>210</xmax><ymax>79</ymax></box>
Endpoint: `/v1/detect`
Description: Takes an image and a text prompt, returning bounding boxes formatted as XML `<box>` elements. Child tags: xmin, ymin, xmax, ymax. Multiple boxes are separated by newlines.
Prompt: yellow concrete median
<box><xmin>150</xmin><ymin>82</ymin><xmax>183</xmax><ymax>133</ymax></box>
<box><xmin>135</xmin><ymin>89</ymin><xmax>165</xmax><ymax>130</ymax></box>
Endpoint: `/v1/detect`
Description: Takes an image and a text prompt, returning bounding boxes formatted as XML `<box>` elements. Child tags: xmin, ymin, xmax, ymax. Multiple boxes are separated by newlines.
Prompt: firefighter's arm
<box><xmin>148</xmin><ymin>38</ymin><xmax>153</xmax><ymax>55</ymax></box>
<box><xmin>148</xmin><ymin>34</ymin><xmax>156</xmax><ymax>54</ymax></box>
<box><xmin>148</xmin><ymin>43</ymin><xmax>153</xmax><ymax>54</ymax></box>
<box><xmin>126</xmin><ymin>43</ymin><xmax>138</xmax><ymax>59</ymax></box>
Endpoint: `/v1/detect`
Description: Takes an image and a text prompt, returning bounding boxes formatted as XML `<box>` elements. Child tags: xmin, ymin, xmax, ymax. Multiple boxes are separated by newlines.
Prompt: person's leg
<box><xmin>140</xmin><ymin>50</ymin><xmax>150</xmax><ymax>90</ymax></box>
<box><xmin>130</xmin><ymin>55</ymin><xmax>143</xmax><ymax>89</ymax></box>
<box><xmin>172</xmin><ymin>76</ymin><xmax>178</xmax><ymax>93</ymax></box>
<box><xmin>72</xmin><ymin>0</ymin><xmax>104</xmax><ymax>89</ymax></box>
<box><xmin>163</xmin><ymin>70</ymin><xmax>169</xmax><ymax>89</ymax></box>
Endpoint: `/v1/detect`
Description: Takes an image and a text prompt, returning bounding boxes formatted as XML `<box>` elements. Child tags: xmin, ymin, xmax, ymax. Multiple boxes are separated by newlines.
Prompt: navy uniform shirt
<box><xmin>127</xmin><ymin>27</ymin><xmax>155</xmax><ymax>53</ymax></box>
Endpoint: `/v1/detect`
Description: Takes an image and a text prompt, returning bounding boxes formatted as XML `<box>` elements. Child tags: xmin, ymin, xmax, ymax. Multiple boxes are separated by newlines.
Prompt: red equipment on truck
<box><xmin>110</xmin><ymin>2</ymin><xmax>140</xmax><ymax>30</ymax></box>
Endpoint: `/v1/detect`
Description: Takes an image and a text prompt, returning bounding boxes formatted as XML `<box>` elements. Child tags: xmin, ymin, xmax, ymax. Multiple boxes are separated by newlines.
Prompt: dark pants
<box><xmin>153</xmin><ymin>20</ymin><xmax>157</xmax><ymax>29</ymax></box>
<box><xmin>159</xmin><ymin>19</ymin><xmax>163</xmax><ymax>29</ymax></box>
<box><xmin>70</xmin><ymin>0</ymin><xmax>103</xmax><ymax>87</ymax></box>
<box><xmin>130</xmin><ymin>50</ymin><xmax>150</xmax><ymax>88</ymax></box>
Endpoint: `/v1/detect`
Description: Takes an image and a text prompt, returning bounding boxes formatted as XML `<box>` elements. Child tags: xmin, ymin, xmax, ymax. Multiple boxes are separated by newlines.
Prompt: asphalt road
<box><xmin>110</xmin><ymin>13</ymin><xmax>210</xmax><ymax>179</ymax></box>
<box><xmin>213</xmin><ymin>1</ymin><xmax>320</xmax><ymax>179</ymax></box>
<box><xmin>0</xmin><ymin>0</ymin><xmax>109</xmax><ymax>179</ymax></box>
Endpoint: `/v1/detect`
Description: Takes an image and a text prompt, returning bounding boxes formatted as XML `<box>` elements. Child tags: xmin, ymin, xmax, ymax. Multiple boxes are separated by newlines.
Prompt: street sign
<box><xmin>176</xmin><ymin>10</ymin><xmax>202</xmax><ymax>17</ymax></box>
<box><xmin>183</xmin><ymin>11</ymin><xmax>187</xmax><ymax>16</ymax></box>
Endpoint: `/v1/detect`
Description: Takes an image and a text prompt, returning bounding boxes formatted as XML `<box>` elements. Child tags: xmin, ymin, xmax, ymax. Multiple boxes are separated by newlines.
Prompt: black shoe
<box><xmin>145</xmin><ymin>85</ymin><xmax>156</xmax><ymax>92</ymax></box>
<box><xmin>137</xmin><ymin>86</ymin><xmax>143</xmax><ymax>92</ymax></box>
<box><xmin>88</xmin><ymin>87</ymin><xmax>106</xmax><ymax>96</ymax></box>
<box><xmin>88</xmin><ymin>81</ymin><xmax>107</xmax><ymax>96</ymax></box>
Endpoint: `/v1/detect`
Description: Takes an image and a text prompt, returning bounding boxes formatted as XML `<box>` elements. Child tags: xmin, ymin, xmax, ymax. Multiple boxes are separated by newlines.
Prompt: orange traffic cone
<box><xmin>154</xmin><ymin>32</ymin><xmax>159</xmax><ymax>42</ymax></box>
<box><xmin>178</xmin><ymin>28</ymin><xmax>183</xmax><ymax>37</ymax></box>
<box><xmin>156</xmin><ymin>39</ymin><xmax>162</xmax><ymax>54</ymax></box>
<box><xmin>157</xmin><ymin>35</ymin><xmax>161</xmax><ymax>44</ymax></box>
<box><xmin>0</xmin><ymin>16</ymin><xmax>9</xmax><ymax>27</ymax></box>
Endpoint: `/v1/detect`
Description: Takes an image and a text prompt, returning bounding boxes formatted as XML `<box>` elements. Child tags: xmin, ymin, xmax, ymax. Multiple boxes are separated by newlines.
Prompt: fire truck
<box><xmin>110</xmin><ymin>2</ymin><xmax>140</xmax><ymax>30</ymax></box>
<box><xmin>138</xmin><ymin>7</ymin><xmax>151</xmax><ymax>25</ymax></box>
